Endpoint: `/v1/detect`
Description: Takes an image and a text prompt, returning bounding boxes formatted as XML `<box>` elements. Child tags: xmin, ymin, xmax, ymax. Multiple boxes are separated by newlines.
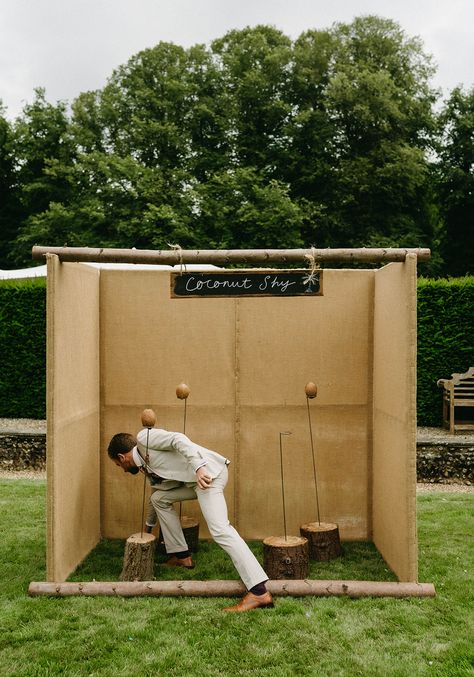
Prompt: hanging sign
<box><xmin>171</xmin><ymin>269</ymin><xmax>322</xmax><ymax>298</ymax></box>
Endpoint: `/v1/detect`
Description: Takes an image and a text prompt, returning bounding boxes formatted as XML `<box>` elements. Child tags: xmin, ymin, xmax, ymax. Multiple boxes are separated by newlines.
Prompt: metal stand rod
<box><xmin>140</xmin><ymin>428</ymin><xmax>150</xmax><ymax>538</ymax></box>
<box><xmin>176</xmin><ymin>384</ymin><xmax>190</xmax><ymax>521</ymax></box>
<box><xmin>178</xmin><ymin>400</ymin><xmax>187</xmax><ymax>520</ymax></box>
<box><xmin>279</xmin><ymin>432</ymin><xmax>292</xmax><ymax>541</ymax></box>
<box><xmin>306</xmin><ymin>397</ymin><xmax>321</xmax><ymax>525</ymax></box>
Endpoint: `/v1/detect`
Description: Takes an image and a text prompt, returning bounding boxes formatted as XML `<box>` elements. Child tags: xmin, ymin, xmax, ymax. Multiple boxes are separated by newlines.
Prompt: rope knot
<box><xmin>167</xmin><ymin>243</ymin><xmax>186</xmax><ymax>274</ymax></box>
<box><xmin>303</xmin><ymin>246</ymin><xmax>320</xmax><ymax>292</ymax></box>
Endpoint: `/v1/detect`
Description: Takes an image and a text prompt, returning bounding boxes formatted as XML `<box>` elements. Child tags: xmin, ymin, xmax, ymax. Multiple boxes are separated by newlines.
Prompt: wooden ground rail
<box><xmin>437</xmin><ymin>367</ymin><xmax>474</xmax><ymax>433</ymax></box>
<box><xmin>28</xmin><ymin>579</ymin><xmax>436</xmax><ymax>598</ymax></box>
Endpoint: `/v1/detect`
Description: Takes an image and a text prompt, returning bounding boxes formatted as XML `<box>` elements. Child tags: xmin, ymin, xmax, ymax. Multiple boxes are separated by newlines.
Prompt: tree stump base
<box><xmin>263</xmin><ymin>536</ymin><xmax>309</xmax><ymax>579</ymax></box>
<box><xmin>299</xmin><ymin>522</ymin><xmax>343</xmax><ymax>561</ymax></box>
<box><xmin>157</xmin><ymin>517</ymin><xmax>200</xmax><ymax>555</ymax></box>
<box><xmin>120</xmin><ymin>532</ymin><xmax>156</xmax><ymax>581</ymax></box>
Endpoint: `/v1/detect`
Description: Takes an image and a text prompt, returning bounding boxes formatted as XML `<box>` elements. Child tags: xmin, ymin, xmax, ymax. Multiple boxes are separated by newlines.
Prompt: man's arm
<box><xmin>138</xmin><ymin>428</ymin><xmax>213</xmax><ymax>489</ymax></box>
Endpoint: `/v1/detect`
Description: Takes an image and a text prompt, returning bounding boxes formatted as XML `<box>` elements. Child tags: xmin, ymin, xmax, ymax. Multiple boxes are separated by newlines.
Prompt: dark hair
<box><xmin>107</xmin><ymin>433</ymin><xmax>136</xmax><ymax>459</ymax></box>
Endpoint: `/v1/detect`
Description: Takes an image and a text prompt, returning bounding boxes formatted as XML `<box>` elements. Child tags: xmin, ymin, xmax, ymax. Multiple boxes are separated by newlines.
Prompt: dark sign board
<box><xmin>171</xmin><ymin>270</ymin><xmax>322</xmax><ymax>298</ymax></box>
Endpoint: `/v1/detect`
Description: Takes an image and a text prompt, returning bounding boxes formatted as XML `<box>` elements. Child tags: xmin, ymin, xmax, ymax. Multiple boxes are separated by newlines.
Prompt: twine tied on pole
<box><xmin>303</xmin><ymin>246</ymin><xmax>320</xmax><ymax>292</ymax></box>
<box><xmin>167</xmin><ymin>243</ymin><xmax>186</xmax><ymax>275</ymax></box>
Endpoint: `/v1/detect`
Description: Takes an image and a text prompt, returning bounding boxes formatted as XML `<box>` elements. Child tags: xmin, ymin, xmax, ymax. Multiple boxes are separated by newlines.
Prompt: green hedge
<box><xmin>0</xmin><ymin>278</ymin><xmax>46</xmax><ymax>419</ymax></box>
<box><xmin>417</xmin><ymin>276</ymin><xmax>474</xmax><ymax>427</ymax></box>
<box><xmin>0</xmin><ymin>276</ymin><xmax>472</xmax><ymax>425</ymax></box>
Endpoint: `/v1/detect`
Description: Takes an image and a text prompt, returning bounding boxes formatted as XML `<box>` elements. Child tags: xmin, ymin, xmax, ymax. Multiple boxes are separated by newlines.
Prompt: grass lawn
<box><xmin>0</xmin><ymin>480</ymin><xmax>472</xmax><ymax>676</ymax></box>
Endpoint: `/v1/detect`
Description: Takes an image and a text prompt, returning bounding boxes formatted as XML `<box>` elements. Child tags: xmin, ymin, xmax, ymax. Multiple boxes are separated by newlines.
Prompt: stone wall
<box><xmin>417</xmin><ymin>444</ymin><xmax>473</xmax><ymax>484</ymax></box>
<box><xmin>416</xmin><ymin>427</ymin><xmax>473</xmax><ymax>485</ymax></box>
<box><xmin>1</xmin><ymin>429</ymin><xmax>472</xmax><ymax>484</ymax></box>
<box><xmin>0</xmin><ymin>433</ymin><xmax>46</xmax><ymax>471</ymax></box>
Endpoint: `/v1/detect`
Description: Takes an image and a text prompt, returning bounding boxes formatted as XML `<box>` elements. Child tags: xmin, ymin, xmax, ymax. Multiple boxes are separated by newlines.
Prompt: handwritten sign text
<box><xmin>171</xmin><ymin>270</ymin><xmax>322</xmax><ymax>298</ymax></box>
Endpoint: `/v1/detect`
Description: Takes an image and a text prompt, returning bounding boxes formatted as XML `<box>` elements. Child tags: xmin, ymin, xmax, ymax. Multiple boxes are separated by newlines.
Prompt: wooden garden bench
<box><xmin>437</xmin><ymin>367</ymin><xmax>474</xmax><ymax>433</ymax></box>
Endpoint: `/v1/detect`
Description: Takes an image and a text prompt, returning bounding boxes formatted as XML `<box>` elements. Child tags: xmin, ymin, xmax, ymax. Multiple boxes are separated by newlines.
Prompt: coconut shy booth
<box><xmin>28</xmin><ymin>246</ymin><xmax>435</xmax><ymax>599</ymax></box>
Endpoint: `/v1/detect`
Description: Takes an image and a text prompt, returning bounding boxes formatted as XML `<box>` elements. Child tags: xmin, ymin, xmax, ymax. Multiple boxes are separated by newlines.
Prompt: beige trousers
<box><xmin>149</xmin><ymin>466</ymin><xmax>268</xmax><ymax>590</ymax></box>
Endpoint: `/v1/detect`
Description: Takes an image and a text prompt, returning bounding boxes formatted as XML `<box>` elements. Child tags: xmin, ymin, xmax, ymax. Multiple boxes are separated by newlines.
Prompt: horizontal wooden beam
<box><xmin>32</xmin><ymin>246</ymin><xmax>431</xmax><ymax>265</ymax></box>
<box><xmin>28</xmin><ymin>579</ymin><xmax>436</xmax><ymax>598</ymax></box>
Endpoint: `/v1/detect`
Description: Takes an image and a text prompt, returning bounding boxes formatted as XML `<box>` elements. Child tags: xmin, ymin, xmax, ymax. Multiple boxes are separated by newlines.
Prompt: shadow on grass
<box><xmin>68</xmin><ymin>538</ymin><xmax>397</xmax><ymax>583</ymax></box>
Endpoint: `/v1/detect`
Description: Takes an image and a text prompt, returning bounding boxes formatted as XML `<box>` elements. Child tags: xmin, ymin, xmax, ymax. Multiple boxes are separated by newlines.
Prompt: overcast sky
<box><xmin>1</xmin><ymin>0</ymin><xmax>473</xmax><ymax>119</ymax></box>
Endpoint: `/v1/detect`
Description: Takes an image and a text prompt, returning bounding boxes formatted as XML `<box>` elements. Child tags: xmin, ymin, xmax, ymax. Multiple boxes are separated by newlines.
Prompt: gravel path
<box><xmin>416</xmin><ymin>482</ymin><xmax>473</xmax><ymax>493</ymax></box>
<box><xmin>0</xmin><ymin>418</ymin><xmax>46</xmax><ymax>434</ymax></box>
<box><xmin>0</xmin><ymin>469</ymin><xmax>46</xmax><ymax>480</ymax></box>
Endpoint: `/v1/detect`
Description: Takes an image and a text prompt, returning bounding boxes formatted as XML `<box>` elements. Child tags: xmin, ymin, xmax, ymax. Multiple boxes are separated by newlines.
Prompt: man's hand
<box><xmin>196</xmin><ymin>466</ymin><xmax>212</xmax><ymax>490</ymax></box>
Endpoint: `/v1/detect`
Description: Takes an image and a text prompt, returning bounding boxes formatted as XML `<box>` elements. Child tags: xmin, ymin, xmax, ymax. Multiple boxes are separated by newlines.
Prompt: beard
<box><xmin>127</xmin><ymin>466</ymin><xmax>140</xmax><ymax>475</ymax></box>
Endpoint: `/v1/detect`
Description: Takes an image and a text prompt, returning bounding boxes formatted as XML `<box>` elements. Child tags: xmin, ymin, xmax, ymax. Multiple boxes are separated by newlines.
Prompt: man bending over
<box><xmin>108</xmin><ymin>426</ymin><xmax>273</xmax><ymax>612</ymax></box>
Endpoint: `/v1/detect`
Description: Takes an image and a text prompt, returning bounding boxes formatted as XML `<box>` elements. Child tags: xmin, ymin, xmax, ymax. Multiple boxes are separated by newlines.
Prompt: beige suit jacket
<box><xmin>136</xmin><ymin>428</ymin><xmax>228</xmax><ymax>483</ymax></box>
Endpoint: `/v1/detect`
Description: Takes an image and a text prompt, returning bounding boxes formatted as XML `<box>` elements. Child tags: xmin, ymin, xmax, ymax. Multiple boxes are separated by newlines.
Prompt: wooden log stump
<box><xmin>263</xmin><ymin>536</ymin><xmax>309</xmax><ymax>579</ymax></box>
<box><xmin>300</xmin><ymin>522</ymin><xmax>343</xmax><ymax>561</ymax></box>
<box><xmin>157</xmin><ymin>517</ymin><xmax>200</xmax><ymax>555</ymax></box>
<box><xmin>120</xmin><ymin>532</ymin><xmax>156</xmax><ymax>581</ymax></box>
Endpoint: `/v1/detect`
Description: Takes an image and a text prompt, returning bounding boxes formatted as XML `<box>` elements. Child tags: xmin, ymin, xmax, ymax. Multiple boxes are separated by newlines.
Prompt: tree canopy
<box><xmin>0</xmin><ymin>17</ymin><xmax>472</xmax><ymax>276</ymax></box>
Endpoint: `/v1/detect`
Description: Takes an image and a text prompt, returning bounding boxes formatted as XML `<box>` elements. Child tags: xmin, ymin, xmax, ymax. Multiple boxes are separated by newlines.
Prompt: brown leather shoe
<box><xmin>223</xmin><ymin>591</ymin><xmax>274</xmax><ymax>612</ymax></box>
<box><xmin>164</xmin><ymin>555</ymin><xmax>195</xmax><ymax>569</ymax></box>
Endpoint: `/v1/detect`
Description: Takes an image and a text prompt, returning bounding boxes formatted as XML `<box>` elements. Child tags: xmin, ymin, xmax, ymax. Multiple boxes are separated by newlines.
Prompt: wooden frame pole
<box><xmin>28</xmin><ymin>579</ymin><xmax>435</xmax><ymax>598</ymax></box>
<box><xmin>32</xmin><ymin>246</ymin><xmax>431</xmax><ymax>265</ymax></box>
